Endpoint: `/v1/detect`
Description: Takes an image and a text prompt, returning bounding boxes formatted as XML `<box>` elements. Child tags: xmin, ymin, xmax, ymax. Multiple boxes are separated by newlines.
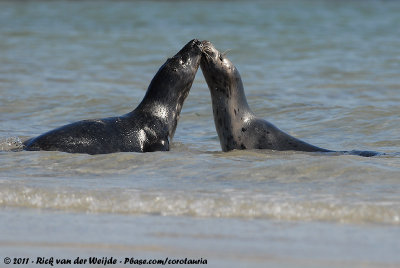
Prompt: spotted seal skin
<box><xmin>24</xmin><ymin>39</ymin><xmax>202</xmax><ymax>154</ymax></box>
<box><xmin>200</xmin><ymin>41</ymin><xmax>380</xmax><ymax>157</ymax></box>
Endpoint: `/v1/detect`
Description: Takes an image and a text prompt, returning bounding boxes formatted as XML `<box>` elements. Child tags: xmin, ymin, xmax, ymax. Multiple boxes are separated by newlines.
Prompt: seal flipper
<box><xmin>343</xmin><ymin>150</ymin><xmax>383</xmax><ymax>157</ymax></box>
<box><xmin>250</xmin><ymin>119</ymin><xmax>333</xmax><ymax>153</ymax></box>
<box><xmin>143</xmin><ymin>138</ymin><xmax>169</xmax><ymax>152</ymax></box>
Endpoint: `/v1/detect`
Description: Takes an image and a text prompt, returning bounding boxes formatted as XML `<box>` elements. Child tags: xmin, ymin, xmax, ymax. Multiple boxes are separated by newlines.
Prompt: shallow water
<box><xmin>1</xmin><ymin>0</ymin><xmax>400</xmax><ymax>267</ymax></box>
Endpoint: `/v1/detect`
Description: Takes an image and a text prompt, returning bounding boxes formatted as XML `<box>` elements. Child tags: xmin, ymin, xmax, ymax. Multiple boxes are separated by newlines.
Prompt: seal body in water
<box><xmin>200</xmin><ymin>40</ymin><xmax>379</xmax><ymax>157</ymax></box>
<box><xmin>24</xmin><ymin>39</ymin><xmax>202</xmax><ymax>154</ymax></box>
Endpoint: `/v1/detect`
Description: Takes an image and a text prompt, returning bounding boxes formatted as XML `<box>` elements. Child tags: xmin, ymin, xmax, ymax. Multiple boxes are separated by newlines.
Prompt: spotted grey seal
<box><xmin>200</xmin><ymin>40</ymin><xmax>379</xmax><ymax>157</ymax></box>
<box><xmin>24</xmin><ymin>39</ymin><xmax>202</xmax><ymax>154</ymax></box>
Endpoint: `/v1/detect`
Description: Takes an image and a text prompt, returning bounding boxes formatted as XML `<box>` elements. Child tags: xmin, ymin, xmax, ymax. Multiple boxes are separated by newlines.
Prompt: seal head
<box><xmin>134</xmin><ymin>39</ymin><xmax>203</xmax><ymax>140</ymax></box>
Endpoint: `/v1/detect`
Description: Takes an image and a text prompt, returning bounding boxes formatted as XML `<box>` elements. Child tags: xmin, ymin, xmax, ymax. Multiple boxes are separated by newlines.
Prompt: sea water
<box><xmin>1</xmin><ymin>0</ymin><xmax>399</xmax><ymax>267</ymax></box>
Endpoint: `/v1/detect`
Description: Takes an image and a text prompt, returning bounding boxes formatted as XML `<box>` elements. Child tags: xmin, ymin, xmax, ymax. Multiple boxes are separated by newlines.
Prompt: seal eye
<box><xmin>219</xmin><ymin>55</ymin><xmax>223</xmax><ymax>61</ymax></box>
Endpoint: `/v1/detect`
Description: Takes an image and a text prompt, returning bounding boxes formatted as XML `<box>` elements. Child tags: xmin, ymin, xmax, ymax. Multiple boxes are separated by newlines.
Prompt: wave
<box><xmin>0</xmin><ymin>136</ymin><xmax>24</xmax><ymax>152</ymax></box>
<box><xmin>1</xmin><ymin>184</ymin><xmax>398</xmax><ymax>225</ymax></box>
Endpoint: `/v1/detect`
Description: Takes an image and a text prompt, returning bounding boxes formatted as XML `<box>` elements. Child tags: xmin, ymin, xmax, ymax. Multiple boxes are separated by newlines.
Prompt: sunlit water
<box><xmin>1</xmin><ymin>0</ymin><xmax>399</xmax><ymax>267</ymax></box>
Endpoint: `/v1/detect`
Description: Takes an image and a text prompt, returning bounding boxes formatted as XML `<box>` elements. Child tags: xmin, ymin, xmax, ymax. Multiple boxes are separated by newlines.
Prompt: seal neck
<box><xmin>128</xmin><ymin>84</ymin><xmax>188</xmax><ymax>139</ymax></box>
<box><xmin>210</xmin><ymin>70</ymin><xmax>254</xmax><ymax>121</ymax></box>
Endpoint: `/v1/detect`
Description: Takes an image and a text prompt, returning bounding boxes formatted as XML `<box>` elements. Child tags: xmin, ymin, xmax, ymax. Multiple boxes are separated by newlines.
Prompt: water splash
<box><xmin>0</xmin><ymin>136</ymin><xmax>24</xmax><ymax>152</ymax></box>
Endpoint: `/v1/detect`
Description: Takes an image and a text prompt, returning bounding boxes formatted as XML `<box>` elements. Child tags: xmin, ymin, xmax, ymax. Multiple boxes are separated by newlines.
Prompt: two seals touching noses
<box><xmin>200</xmin><ymin>40</ymin><xmax>380</xmax><ymax>157</ymax></box>
<box><xmin>24</xmin><ymin>39</ymin><xmax>203</xmax><ymax>154</ymax></box>
<box><xmin>23</xmin><ymin>39</ymin><xmax>380</xmax><ymax>157</ymax></box>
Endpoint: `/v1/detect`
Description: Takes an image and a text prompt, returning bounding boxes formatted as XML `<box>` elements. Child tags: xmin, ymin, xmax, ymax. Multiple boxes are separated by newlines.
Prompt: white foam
<box><xmin>0</xmin><ymin>184</ymin><xmax>398</xmax><ymax>225</ymax></box>
<box><xmin>0</xmin><ymin>136</ymin><xmax>24</xmax><ymax>151</ymax></box>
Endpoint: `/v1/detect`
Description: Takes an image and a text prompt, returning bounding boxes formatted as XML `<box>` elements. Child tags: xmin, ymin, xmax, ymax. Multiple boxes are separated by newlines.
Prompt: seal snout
<box><xmin>193</xmin><ymin>39</ymin><xmax>204</xmax><ymax>54</ymax></box>
<box><xmin>200</xmin><ymin>40</ymin><xmax>212</xmax><ymax>47</ymax></box>
<box><xmin>200</xmin><ymin>40</ymin><xmax>213</xmax><ymax>53</ymax></box>
<box><xmin>191</xmin><ymin>39</ymin><xmax>201</xmax><ymax>46</ymax></box>
<box><xmin>189</xmin><ymin>39</ymin><xmax>206</xmax><ymax>53</ymax></box>
<box><xmin>200</xmin><ymin>40</ymin><xmax>219</xmax><ymax>62</ymax></box>
<box><xmin>178</xmin><ymin>39</ymin><xmax>202</xmax><ymax>56</ymax></box>
<box><xmin>185</xmin><ymin>39</ymin><xmax>201</xmax><ymax>49</ymax></box>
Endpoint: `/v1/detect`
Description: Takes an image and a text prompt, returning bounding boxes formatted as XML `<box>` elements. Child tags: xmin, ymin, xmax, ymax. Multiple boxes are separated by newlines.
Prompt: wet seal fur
<box><xmin>24</xmin><ymin>39</ymin><xmax>202</xmax><ymax>154</ymax></box>
<box><xmin>200</xmin><ymin>40</ymin><xmax>380</xmax><ymax>157</ymax></box>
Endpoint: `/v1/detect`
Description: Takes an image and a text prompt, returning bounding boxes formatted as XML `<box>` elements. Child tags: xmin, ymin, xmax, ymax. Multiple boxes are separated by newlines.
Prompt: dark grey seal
<box><xmin>200</xmin><ymin>41</ymin><xmax>379</xmax><ymax>157</ymax></box>
<box><xmin>24</xmin><ymin>39</ymin><xmax>202</xmax><ymax>154</ymax></box>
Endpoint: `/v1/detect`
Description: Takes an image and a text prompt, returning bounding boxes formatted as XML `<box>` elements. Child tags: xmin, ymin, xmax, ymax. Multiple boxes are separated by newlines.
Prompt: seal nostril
<box><xmin>191</xmin><ymin>39</ymin><xmax>201</xmax><ymax>48</ymax></box>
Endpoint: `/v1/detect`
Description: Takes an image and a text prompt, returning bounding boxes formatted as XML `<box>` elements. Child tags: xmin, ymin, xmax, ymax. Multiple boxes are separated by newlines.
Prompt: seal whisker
<box><xmin>203</xmin><ymin>47</ymin><xmax>213</xmax><ymax>55</ymax></box>
<box><xmin>221</xmin><ymin>49</ymin><xmax>232</xmax><ymax>56</ymax></box>
<box><xmin>202</xmin><ymin>44</ymin><xmax>214</xmax><ymax>53</ymax></box>
<box><xmin>202</xmin><ymin>49</ymin><xmax>214</xmax><ymax>61</ymax></box>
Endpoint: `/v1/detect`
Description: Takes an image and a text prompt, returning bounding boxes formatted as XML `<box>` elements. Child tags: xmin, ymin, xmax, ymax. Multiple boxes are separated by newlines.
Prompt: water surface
<box><xmin>1</xmin><ymin>0</ymin><xmax>399</xmax><ymax>267</ymax></box>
